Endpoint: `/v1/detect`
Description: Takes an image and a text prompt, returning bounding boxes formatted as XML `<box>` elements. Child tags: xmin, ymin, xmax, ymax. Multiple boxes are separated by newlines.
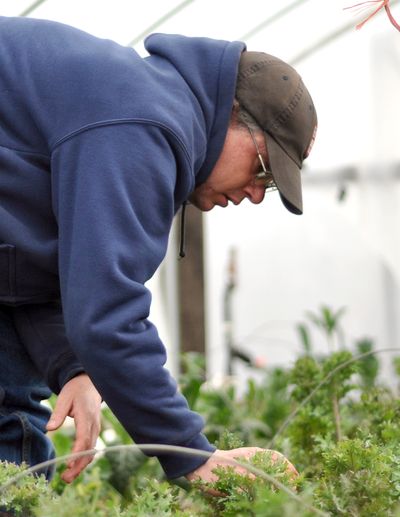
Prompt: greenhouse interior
<box><xmin>1</xmin><ymin>1</ymin><xmax>400</xmax><ymax>515</ymax></box>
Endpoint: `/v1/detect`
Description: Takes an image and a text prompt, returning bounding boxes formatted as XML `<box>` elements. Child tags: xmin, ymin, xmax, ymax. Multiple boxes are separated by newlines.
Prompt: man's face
<box><xmin>189</xmin><ymin>125</ymin><xmax>268</xmax><ymax>212</ymax></box>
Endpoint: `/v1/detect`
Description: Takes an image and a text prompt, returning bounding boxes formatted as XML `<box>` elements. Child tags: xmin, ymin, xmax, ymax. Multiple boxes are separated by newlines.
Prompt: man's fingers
<box><xmin>186</xmin><ymin>447</ymin><xmax>299</xmax><ymax>489</ymax></box>
<box><xmin>63</xmin><ymin>413</ymin><xmax>99</xmax><ymax>482</ymax></box>
<box><xmin>68</xmin><ymin>422</ymin><xmax>92</xmax><ymax>464</ymax></box>
<box><xmin>46</xmin><ymin>397</ymin><xmax>71</xmax><ymax>431</ymax></box>
<box><xmin>46</xmin><ymin>374</ymin><xmax>101</xmax><ymax>483</ymax></box>
<box><xmin>63</xmin><ymin>438</ymin><xmax>96</xmax><ymax>483</ymax></box>
<box><xmin>62</xmin><ymin>440</ymin><xmax>94</xmax><ymax>483</ymax></box>
<box><xmin>62</xmin><ymin>455</ymin><xmax>95</xmax><ymax>483</ymax></box>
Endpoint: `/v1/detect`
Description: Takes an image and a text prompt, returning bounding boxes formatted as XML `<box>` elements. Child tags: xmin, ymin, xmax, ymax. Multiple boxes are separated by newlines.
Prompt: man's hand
<box><xmin>186</xmin><ymin>447</ymin><xmax>298</xmax><ymax>486</ymax></box>
<box><xmin>46</xmin><ymin>373</ymin><xmax>102</xmax><ymax>483</ymax></box>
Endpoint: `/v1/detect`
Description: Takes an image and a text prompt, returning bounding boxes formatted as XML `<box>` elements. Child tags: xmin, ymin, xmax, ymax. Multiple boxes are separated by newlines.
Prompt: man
<box><xmin>0</xmin><ymin>16</ymin><xmax>317</xmax><ymax>484</ymax></box>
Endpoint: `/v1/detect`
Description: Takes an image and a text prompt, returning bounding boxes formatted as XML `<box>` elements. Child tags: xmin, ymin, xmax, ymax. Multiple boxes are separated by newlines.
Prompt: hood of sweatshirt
<box><xmin>144</xmin><ymin>33</ymin><xmax>245</xmax><ymax>185</ymax></box>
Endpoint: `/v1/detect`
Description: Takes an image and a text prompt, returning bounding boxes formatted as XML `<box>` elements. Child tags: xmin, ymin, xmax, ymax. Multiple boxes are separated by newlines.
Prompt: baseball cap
<box><xmin>235</xmin><ymin>51</ymin><xmax>318</xmax><ymax>214</ymax></box>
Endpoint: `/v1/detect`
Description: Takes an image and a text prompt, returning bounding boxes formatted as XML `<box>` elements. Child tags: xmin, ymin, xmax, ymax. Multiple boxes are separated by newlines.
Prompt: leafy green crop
<box><xmin>1</xmin><ymin>306</ymin><xmax>400</xmax><ymax>515</ymax></box>
<box><xmin>0</xmin><ymin>462</ymin><xmax>47</xmax><ymax>516</ymax></box>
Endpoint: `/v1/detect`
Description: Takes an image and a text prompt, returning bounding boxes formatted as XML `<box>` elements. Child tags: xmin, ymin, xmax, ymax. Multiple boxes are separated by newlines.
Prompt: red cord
<box><xmin>344</xmin><ymin>0</ymin><xmax>400</xmax><ymax>31</ymax></box>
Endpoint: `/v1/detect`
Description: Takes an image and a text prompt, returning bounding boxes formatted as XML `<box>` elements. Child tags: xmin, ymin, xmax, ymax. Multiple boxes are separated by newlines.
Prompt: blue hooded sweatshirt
<box><xmin>0</xmin><ymin>16</ymin><xmax>245</xmax><ymax>478</ymax></box>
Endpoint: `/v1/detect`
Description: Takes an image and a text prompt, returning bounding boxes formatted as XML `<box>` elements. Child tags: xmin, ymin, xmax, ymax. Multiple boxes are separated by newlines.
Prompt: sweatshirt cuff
<box><xmin>47</xmin><ymin>351</ymin><xmax>85</xmax><ymax>393</ymax></box>
<box><xmin>58</xmin><ymin>364</ymin><xmax>86</xmax><ymax>391</ymax></box>
<box><xmin>158</xmin><ymin>433</ymin><xmax>216</xmax><ymax>479</ymax></box>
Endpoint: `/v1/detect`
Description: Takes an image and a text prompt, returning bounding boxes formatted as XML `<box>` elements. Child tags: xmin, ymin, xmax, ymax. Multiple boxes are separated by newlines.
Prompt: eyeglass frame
<box><xmin>245</xmin><ymin>123</ymin><xmax>278</xmax><ymax>193</ymax></box>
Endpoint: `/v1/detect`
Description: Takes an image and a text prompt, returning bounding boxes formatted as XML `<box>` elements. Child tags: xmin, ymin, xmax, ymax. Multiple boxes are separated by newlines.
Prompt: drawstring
<box><xmin>178</xmin><ymin>201</ymin><xmax>187</xmax><ymax>259</ymax></box>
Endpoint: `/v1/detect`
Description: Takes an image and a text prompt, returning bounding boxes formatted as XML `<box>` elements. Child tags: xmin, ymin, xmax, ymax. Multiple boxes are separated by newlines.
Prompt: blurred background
<box><xmin>4</xmin><ymin>0</ymin><xmax>400</xmax><ymax>383</ymax></box>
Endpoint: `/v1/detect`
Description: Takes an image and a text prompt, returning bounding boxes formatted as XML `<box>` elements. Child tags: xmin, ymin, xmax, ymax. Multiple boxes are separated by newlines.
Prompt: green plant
<box><xmin>198</xmin><ymin>452</ymin><xmax>300</xmax><ymax>517</ymax></box>
<box><xmin>356</xmin><ymin>338</ymin><xmax>379</xmax><ymax>389</ymax></box>
<box><xmin>306</xmin><ymin>305</ymin><xmax>346</xmax><ymax>353</ymax></box>
<box><xmin>2</xmin><ymin>306</ymin><xmax>399</xmax><ymax>516</ymax></box>
<box><xmin>0</xmin><ymin>462</ymin><xmax>47</xmax><ymax>516</ymax></box>
<box><xmin>180</xmin><ymin>352</ymin><xmax>207</xmax><ymax>410</ymax></box>
<box><xmin>314</xmin><ymin>438</ymin><xmax>400</xmax><ymax>515</ymax></box>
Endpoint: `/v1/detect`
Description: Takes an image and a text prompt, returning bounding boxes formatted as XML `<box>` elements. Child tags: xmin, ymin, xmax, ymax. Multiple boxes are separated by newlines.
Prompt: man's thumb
<box><xmin>46</xmin><ymin>403</ymin><xmax>69</xmax><ymax>431</ymax></box>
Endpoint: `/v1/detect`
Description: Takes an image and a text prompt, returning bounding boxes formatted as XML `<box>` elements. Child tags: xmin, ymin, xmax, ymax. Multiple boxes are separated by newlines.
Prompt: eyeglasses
<box><xmin>245</xmin><ymin>123</ymin><xmax>278</xmax><ymax>193</ymax></box>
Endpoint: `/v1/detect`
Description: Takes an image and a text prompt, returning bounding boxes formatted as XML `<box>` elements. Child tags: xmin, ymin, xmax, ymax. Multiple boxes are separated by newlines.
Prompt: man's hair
<box><xmin>233</xmin><ymin>98</ymin><xmax>260</xmax><ymax>133</ymax></box>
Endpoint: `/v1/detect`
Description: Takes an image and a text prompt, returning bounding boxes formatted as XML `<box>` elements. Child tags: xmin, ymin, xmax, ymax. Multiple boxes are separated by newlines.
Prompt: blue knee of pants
<box><xmin>0</xmin><ymin>305</ymin><xmax>55</xmax><ymax>480</ymax></box>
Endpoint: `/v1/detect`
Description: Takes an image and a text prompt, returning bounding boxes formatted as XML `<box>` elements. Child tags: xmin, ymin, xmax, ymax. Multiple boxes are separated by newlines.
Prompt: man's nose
<box><xmin>244</xmin><ymin>185</ymin><xmax>266</xmax><ymax>205</ymax></box>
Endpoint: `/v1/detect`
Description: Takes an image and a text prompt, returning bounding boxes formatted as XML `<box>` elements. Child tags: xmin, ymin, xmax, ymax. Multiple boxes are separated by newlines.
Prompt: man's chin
<box><xmin>196</xmin><ymin>203</ymin><xmax>214</xmax><ymax>212</ymax></box>
<box><xmin>188</xmin><ymin>196</ymin><xmax>214</xmax><ymax>212</ymax></box>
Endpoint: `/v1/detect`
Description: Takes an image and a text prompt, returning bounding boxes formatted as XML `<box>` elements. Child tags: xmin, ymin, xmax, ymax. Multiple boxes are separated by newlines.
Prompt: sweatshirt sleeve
<box><xmin>50</xmin><ymin>122</ymin><xmax>215</xmax><ymax>478</ymax></box>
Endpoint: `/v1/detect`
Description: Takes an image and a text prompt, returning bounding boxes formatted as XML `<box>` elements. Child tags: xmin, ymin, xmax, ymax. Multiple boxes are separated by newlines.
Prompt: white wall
<box><xmin>204</xmin><ymin>180</ymin><xmax>399</xmax><ymax>380</ymax></box>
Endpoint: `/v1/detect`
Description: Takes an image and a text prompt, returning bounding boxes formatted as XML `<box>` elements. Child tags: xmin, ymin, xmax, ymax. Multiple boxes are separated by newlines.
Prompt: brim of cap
<box><xmin>264</xmin><ymin>134</ymin><xmax>303</xmax><ymax>215</ymax></box>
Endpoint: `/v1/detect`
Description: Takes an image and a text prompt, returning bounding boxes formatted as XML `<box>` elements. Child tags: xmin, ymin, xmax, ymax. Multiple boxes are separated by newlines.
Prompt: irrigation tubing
<box><xmin>19</xmin><ymin>0</ymin><xmax>48</xmax><ymax>17</ymax></box>
<box><xmin>268</xmin><ymin>347</ymin><xmax>399</xmax><ymax>448</ymax></box>
<box><xmin>0</xmin><ymin>443</ymin><xmax>328</xmax><ymax>516</ymax></box>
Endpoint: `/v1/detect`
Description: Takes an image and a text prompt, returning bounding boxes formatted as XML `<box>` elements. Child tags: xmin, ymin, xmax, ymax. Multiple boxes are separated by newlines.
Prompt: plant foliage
<box><xmin>1</xmin><ymin>306</ymin><xmax>400</xmax><ymax>515</ymax></box>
